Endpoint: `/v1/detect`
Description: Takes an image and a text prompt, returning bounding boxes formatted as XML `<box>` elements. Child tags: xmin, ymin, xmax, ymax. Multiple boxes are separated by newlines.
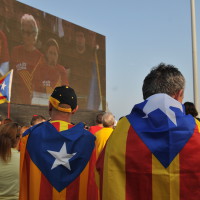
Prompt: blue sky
<box><xmin>18</xmin><ymin>0</ymin><xmax>200</xmax><ymax>120</ymax></box>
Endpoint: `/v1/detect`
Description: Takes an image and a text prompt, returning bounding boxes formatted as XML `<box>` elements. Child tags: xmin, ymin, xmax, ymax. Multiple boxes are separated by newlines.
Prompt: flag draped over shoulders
<box><xmin>96</xmin><ymin>94</ymin><xmax>200</xmax><ymax>200</ymax></box>
<box><xmin>20</xmin><ymin>120</ymin><xmax>96</xmax><ymax>200</ymax></box>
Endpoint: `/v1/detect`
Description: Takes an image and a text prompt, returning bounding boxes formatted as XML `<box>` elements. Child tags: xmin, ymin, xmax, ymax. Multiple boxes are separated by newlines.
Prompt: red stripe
<box><xmin>96</xmin><ymin>145</ymin><xmax>106</xmax><ymax>200</ymax></box>
<box><xmin>87</xmin><ymin>149</ymin><xmax>98</xmax><ymax>200</ymax></box>
<box><xmin>0</xmin><ymin>96</ymin><xmax>6</xmax><ymax>100</ymax></box>
<box><xmin>125</xmin><ymin>127</ymin><xmax>152</xmax><ymax>200</ymax></box>
<box><xmin>39</xmin><ymin>173</ymin><xmax>53</xmax><ymax>200</ymax></box>
<box><xmin>0</xmin><ymin>78</ymin><xmax>5</xmax><ymax>84</ymax></box>
<box><xmin>51</xmin><ymin>122</ymin><xmax>60</xmax><ymax>131</ymax></box>
<box><xmin>179</xmin><ymin>125</ymin><xmax>200</xmax><ymax>199</ymax></box>
<box><xmin>65</xmin><ymin>176</ymin><xmax>80</xmax><ymax>200</ymax></box>
<box><xmin>68</xmin><ymin>124</ymin><xmax>74</xmax><ymax>129</ymax></box>
<box><xmin>25</xmin><ymin>150</ymin><xmax>31</xmax><ymax>199</ymax></box>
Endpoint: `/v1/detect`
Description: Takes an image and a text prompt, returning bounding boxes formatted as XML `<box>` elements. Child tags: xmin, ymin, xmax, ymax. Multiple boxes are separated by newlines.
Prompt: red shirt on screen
<box><xmin>32</xmin><ymin>59</ymin><xmax>69</xmax><ymax>95</ymax></box>
<box><xmin>10</xmin><ymin>45</ymin><xmax>43</xmax><ymax>104</ymax></box>
<box><xmin>0</xmin><ymin>31</ymin><xmax>9</xmax><ymax>64</ymax></box>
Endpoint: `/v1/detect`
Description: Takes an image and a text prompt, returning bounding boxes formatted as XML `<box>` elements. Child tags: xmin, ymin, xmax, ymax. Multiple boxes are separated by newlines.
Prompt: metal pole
<box><xmin>190</xmin><ymin>0</ymin><xmax>199</xmax><ymax>112</ymax></box>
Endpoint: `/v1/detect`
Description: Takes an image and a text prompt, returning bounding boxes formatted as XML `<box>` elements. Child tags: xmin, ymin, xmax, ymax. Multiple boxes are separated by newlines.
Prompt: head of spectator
<box><xmin>95</xmin><ymin>112</ymin><xmax>104</xmax><ymax>127</ymax></box>
<box><xmin>0</xmin><ymin>116</ymin><xmax>3</xmax><ymax>126</ymax></box>
<box><xmin>45</xmin><ymin>38</ymin><xmax>59</xmax><ymax>67</ymax></box>
<box><xmin>21</xmin><ymin>14</ymin><xmax>38</xmax><ymax>50</ymax></box>
<box><xmin>142</xmin><ymin>63</ymin><xmax>185</xmax><ymax>102</ymax></box>
<box><xmin>30</xmin><ymin>115</ymin><xmax>46</xmax><ymax>126</ymax></box>
<box><xmin>49</xmin><ymin>86</ymin><xmax>78</xmax><ymax>122</ymax></box>
<box><xmin>102</xmin><ymin>112</ymin><xmax>115</xmax><ymax>128</ymax></box>
<box><xmin>2</xmin><ymin>118</ymin><xmax>13</xmax><ymax>125</ymax></box>
<box><xmin>184</xmin><ymin>102</ymin><xmax>199</xmax><ymax>118</ymax></box>
<box><xmin>0</xmin><ymin>122</ymin><xmax>20</xmax><ymax>162</ymax></box>
<box><xmin>20</xmin><ymin>125</ymin><xmax>31</xmax><ymax>135</ymax></box>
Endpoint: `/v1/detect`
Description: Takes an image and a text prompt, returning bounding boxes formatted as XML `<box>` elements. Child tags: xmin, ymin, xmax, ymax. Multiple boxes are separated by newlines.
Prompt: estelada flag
<box><xmin>20</xmin><ymin>121</ymin><xmax>96</xmax><ymax>200</ymax></box>
<box><xmin>0</xmin><ymin>69</ymin><xmax>13</xmax><ymax>104</ymax></box>
<box><xmin>96</xmin><ymin>94</ymin><xmax>200</xmax><ymax>200</ymax></box>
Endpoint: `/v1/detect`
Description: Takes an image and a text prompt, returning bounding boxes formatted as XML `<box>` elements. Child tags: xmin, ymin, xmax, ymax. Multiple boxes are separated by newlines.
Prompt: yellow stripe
<box><xmin>102</xmin><ymin>117</ymin><xmax>130</xmax><ymax>200</ymax></box>
<box><xmin>59</xmin><ymin>121</ymin><xmax>69</xmax><ymax>131</ymax></box>
<box><xmin>29</xmin><ymin>161</ymin><xmax>41</xmax><ymax>200</ymax></box>
<box><xmin>18</xmin><ymin>70</ymin><xmax>32</xmax><ymax>92</ymax></box>
<box><xmin>78</xmin><ymin>163</ymin><xmax>89</xmax><ymax>200</ymax></box>
<box><xmin>152</xmin><ymin>154</ymin><xmax>180</xmax><ymax>200</ymax></box>
<box><xmin>53</xmin><ymin>188</ymin><xmax>66</xmax><ymax>200</ymax></box>
<box><xmin>50</xmin><ymin>120</ymin><xmax>70</xmax><ymax>131</ymax></box>
<box><xmin>195</xmin><ymin>118</ymin><xmax>200</xmax><ymax>132</ymax></box>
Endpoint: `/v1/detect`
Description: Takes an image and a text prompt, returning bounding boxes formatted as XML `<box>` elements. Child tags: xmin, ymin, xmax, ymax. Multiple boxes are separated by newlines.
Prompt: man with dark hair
<box><xmin>97</xmin><ymin>63</ymin><xmax>200</xmax><ymax>199</ymax></box>
<box><xmin>20</xmin><ymin>86</ymin><xmax>95</xmax><ymax>200</ymax></box>
<box><xmin>89</xmin><ymin>112</ymin><xmax>104</xmax><ymax>134</ymax></box>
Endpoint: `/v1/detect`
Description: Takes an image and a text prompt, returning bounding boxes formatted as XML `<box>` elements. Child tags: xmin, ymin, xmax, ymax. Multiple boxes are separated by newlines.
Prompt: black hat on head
<box><xmin>49</xmin><ymin>86</ymin><xmax>77</xmax><ymax>113</ymax></box>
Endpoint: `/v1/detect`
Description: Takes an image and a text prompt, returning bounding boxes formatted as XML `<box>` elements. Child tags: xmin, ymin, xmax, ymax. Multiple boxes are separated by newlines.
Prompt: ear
<box><xmin>49</xmin><ymin>103</ymin><xmax>53</xmax><ymax>112</ymax></box>
<box><xmin>71</xmin><ymin>105</ymin><xmax>79</xmax><ymax>114</ymax></box>
<box><xmin>174</xmin><ymin>89</ymin><xmax>184</xmax><ymax>103</ymax></box>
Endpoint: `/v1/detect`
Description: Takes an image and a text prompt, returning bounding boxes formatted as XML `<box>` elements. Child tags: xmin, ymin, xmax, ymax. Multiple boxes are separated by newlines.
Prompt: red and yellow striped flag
<box><xmin>96</xmin><ymin>94</ymin><xmax>200</xmax><ymax>200</ymax></box>
<box><xmin>20</xmin><ymin>120</ymin><xmax>96</xmax><ymax>200</ymax></box>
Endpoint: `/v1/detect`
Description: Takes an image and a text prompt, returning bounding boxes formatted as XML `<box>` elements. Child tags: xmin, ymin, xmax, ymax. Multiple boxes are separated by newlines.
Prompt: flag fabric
<box><xmin>0</xmin><ymin>69</ymin><xmax>13</xmax><ymax>104</ymax></box>
<box><xmin>96</xmin><ymin>94</ymin><xmax>200</xmax><ymax>200</ymax></box>
<box><xmin>20</xmin><ymin>120</ymin><xmax>96</xmax><ymax>200</ymax></box>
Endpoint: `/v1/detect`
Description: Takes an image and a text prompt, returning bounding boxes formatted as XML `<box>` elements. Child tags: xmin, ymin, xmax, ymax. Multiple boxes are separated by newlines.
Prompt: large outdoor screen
<box><xmin>0</xmin><ymin>0</ymin><xmax>106</xmax><ymax>111</ymax></box>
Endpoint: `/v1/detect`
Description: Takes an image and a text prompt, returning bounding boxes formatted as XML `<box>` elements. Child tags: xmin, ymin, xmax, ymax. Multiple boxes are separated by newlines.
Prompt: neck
<box><xmin>97</xmin><ymin>124</ymin><xmax>103</xmax><ymax>127</ymax></box>
<box><xmin>50</xmin><ymin>112</ymin><xmax>71</xmax><ymax>123</ymax></box>
<box><xmin>76</xmin><ymin>46</ymin><xmax>85</xmax><ymax>54</ymax></box>
<box><xmin>24</xmin><ymin>44</ymin><xmax>35</xmax><ymax>52</ymax></box>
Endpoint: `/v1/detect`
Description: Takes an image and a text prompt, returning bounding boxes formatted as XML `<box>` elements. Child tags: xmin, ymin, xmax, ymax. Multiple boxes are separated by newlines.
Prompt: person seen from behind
<box><xmin>0</xmin><ymin>122</ymin><xmax>21</xmax><ymax>199</ymax></box>
<box><xmin>184</xmin><ymin>101</ymin><xmax>200</xmax><ymax>122</ymax></box>
<box><xmin>20</xmin><ymin>86</ymin><xmax>96</xmax><ymax>200</ymax></box>
<box><xmin>96</xmin><ymin>63</ymin><xmax>200</xmax><ymax>200</ymax></box>
<box><xmin>89</xmin><ymin>112</ymin><xmax>104</xmax><ymax>134</ymax></box>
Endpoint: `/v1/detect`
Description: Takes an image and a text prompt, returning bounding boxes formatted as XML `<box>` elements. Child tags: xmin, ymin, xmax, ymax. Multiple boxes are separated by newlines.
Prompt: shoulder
<box><xmin>56</xmin><ymin>64</ymin><xmax>67</xmax><ymax>72</ymax></box>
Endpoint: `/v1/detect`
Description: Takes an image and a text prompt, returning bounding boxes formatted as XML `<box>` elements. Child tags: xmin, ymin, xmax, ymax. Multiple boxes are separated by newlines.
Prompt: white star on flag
<box><xmin>47</xmin><ymin>142</ymin><xmax>76</xmax><ymax>170</ymax></box>
<box><xmin>143</xmin><ymin>93</ymin><xmax>183</xmax><ymax>126</ymax></box>
<box><xmin>1</xmin><ymin>81</ymin><xmax>6</xmax><ymax>90</ymax></box>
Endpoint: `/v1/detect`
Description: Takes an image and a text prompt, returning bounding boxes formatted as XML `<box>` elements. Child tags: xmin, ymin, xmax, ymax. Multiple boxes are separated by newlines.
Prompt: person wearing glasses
<box><xmin>10</xmin><ymin>14</ymin><xmax>43</xmax><ymax>104</ymax></box>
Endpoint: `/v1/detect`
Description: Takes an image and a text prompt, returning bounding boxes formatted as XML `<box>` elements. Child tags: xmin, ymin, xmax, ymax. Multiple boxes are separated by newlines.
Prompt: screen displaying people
<box><xmin>0</xmin><ymin>0</ymin><xmax>106</xmax><ymax>110</ymax></box>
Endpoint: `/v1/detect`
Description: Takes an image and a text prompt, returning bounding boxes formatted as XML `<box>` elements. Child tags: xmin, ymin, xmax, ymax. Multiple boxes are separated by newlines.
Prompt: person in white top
<box><xmin>0</xmin><ymin>122</ymin><xmax>21</xmax><ymax>200</ymax></box>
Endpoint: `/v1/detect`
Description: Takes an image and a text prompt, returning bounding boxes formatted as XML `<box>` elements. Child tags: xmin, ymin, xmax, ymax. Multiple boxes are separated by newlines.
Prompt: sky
<box><xmin>17</xmin><ymin>0</ymin><xmax>200</xmax><ymax>120</ymax></box>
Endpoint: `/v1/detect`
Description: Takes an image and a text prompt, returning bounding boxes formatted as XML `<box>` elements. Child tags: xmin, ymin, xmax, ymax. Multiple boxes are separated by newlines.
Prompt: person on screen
<box><xmin>0</xmin><ymin>30</ymin><xmax>9</xmax><ymax>76</ymax></box>
<box><xmin>69</xmin><ymin>27</ymin><xmax>99</xmax><ymax>110</ymax></box>
<box><xmin>31</xmin><ymin>38</ymin><xmax>69</xmax><ymax>105</ymax></box>
<box><xmin>10</xmin><ymin>14</ymin><xmax>43</xmax><ymax>104</ymax></box>
<box><xmin>96</xmin><ymin>63</ymin><xmax>200</xmax><ymax>199</ymax></box>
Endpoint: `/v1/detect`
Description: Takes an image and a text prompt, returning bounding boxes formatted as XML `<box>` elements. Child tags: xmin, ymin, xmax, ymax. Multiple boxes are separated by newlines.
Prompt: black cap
<box><xmin>49</xmin><ymin>86</ymin><xmax>77</xmax><ymax>112</ymax></box>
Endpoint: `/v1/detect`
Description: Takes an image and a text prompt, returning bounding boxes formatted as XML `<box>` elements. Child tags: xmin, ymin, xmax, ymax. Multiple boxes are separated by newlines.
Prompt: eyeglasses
<box><xmin>21</xmin><ymin>29</ymin><xmax>36</xmax><ymax>36</ymax></box>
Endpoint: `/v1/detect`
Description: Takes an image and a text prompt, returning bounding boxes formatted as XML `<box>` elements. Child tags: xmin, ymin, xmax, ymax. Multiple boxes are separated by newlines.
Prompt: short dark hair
<box><xmin>184</xmin><ymin>102</ymin><xmax>198</xmax><ymax>117</ymax></box>
<box><xmin>96</xmin><ymin>113</ymin><xmax>104</xmax><ymax>124</ymax></box>
<box><xmin>142</xmin><ymin>63</ymin><xmax>185</xmax><ymax>100</ymax></box>
<box><xmin>30</xmin><ymin>115</ymin><xmax>46</xmax><ymax>126</ymax></box>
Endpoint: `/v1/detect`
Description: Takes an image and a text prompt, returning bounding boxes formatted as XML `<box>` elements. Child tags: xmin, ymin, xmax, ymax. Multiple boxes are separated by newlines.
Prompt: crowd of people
<box><xmin>1</xmin><ymin>63</ymin><xmax>200</xmax><ymax>200</ymax></box>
